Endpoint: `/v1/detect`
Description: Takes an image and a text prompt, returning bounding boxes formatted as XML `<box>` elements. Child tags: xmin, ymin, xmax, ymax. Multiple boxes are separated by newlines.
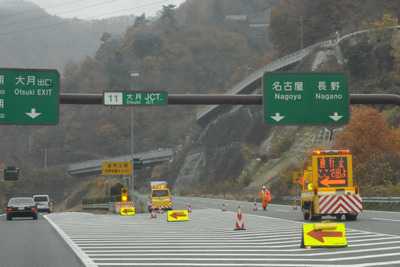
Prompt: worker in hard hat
<box><xmin>259</xmin><ymin>186</ymin><xmax>271</xmax><ymax>211</ymax></box>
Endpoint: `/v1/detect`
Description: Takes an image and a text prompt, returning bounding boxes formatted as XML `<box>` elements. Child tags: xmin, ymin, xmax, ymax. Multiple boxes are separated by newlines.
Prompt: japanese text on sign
<box><xmin>271</xmin><ymin>80</ymin><xmax>343</xmax><ymax>101</ymax></box>
<box><xmin>263</xmin><ymin>73</ymin><xmax>349</xmax><ymax>125</ymax></box>
<box><xmin>103</xmin><ymin>92</ymin><xmax>168</xmax><ymax>106</ymax></box>
<box><xmin>0</xmin><ymin>69</ymin><xmax>59</xmax><ymax>125</ymax></box>
<box><xmin>316</xmin><ymin>156</ymin><xmax>348</xmax><ymax>187</ymax></box>
<box><xmin>102</xmin><ymin>162</ymin><xmax>132</xmax><ymax>175</ymax></box>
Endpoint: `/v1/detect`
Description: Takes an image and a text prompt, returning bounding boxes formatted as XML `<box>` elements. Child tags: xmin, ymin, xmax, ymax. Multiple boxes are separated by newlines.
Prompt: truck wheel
<box><xmin>302</xmin><ymin>203</ymin><xmax>309</xmax><ymax>220</ymax></box>
<box><xmin>309</xmin><ymin>202</ymin><xmax>321</xmax><ymax>221</ymax></box>
<box><xmin>303</xmin><ymin>210</ymin><xmax>309</xmax><ymax>220</ymax></box>
<box><xmin>309</xmin><ymin>202</ymin><xmax>314</xmax><ymax>220</ymax></box>
<box><xmin>345</xmin><ymin>214</ymin><xmax>357</xmax><ymax>221</ymax></box>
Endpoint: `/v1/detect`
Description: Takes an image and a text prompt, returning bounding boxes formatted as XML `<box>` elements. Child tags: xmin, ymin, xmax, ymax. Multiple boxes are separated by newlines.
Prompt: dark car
<box><xmin>7</xmin><ymin>197</ymin><xmax>38</xmax><ymax>221</ymax></box>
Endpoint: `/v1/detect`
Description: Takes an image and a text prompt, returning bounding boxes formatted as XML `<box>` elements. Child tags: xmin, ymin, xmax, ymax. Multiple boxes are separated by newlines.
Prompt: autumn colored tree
<box><xmin>269</xmin><ymin>1</ymin><xmax>400</xmax><ymax>55</ymax></box>
<box><xmin>333</xmin><ymin>106</ymin><xmax>400</xmax><ymax>195</ymax></box>
<box><xmin>369</xmin><ymin>14</ymin><xmax>398</xmax><ymax>41</ymax></box>
<box><xmin>333</xmin><ymin>106</ymin><xmax>398</xmax><ymax>164</ymax></box>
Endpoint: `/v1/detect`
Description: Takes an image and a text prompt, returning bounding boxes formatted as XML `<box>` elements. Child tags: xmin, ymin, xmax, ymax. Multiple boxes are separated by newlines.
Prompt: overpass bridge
<box><xmin>196</xmin><ymin>30</ymin><xmax>370</xmax><ymax>127</ymax></box>
<box><xmin>67</xmin><ymin>148</ymin><xmax>173</xmax><ymax>177</ymax></box>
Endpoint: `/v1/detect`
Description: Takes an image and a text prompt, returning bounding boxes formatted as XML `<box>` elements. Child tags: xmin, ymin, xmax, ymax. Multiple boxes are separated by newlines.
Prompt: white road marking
<box><xmin>371</xmin><ymin>217</ymin><xmax>400</xmax><ymax>223</ymax></box>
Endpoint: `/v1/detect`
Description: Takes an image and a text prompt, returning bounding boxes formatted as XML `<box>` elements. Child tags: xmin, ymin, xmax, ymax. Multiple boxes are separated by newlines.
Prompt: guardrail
<box><xmin>81</xmin><ymin>196</ymin><xmax>400</xmax><ymax>210</ymax></box>
<box><xmin>82</xmin><ymin>203</ymin><xmax>109</xmax><ymax>209</ymax></box>
<box><xmin>272</xmin><ymin>196</ymin><xmax>400</xmax><ymax>203</ymax></box>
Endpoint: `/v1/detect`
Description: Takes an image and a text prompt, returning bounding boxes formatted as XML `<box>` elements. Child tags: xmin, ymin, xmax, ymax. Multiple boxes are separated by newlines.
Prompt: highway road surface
<box><xmin>0</xmin><ymin>213</ymin><xmax>85</xmax><ymax>267</ymax></box>
<box><xmin>2</xmin><ymin>196</ymin><xmax>400</xmax><ymax>266</ymax></box>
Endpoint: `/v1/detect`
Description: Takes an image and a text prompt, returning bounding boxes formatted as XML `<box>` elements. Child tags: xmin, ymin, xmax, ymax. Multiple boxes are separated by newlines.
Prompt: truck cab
<box><xmin>148</xmin><ymin>182</ymin><xmax>173</xmax><ymax>211</ymax></box>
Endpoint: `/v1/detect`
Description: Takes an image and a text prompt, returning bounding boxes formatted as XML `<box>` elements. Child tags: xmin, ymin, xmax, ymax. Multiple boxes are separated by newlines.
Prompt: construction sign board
<box><xmin>167</xmin><ymin>210</ymin><xmax>189</xmax><ymax>222</ymax></box>
<box><xmin>292</xmin><ymin>171</ymin><xmax>302</xmax><ymax>184</ymax></box>
<box><xmin>312</xmin><ymin>154</ymin><xmax>352</xmax><ymax>188</ymax></box>
<box><xmin>301</xmin><ymin>223</ymin><xmax>347</xmax><ymax>248</ymax></box>
<box><xmin>120</xmin><ymin>207</ymin><xmax>135</xmax><ymax>216</ymax></box>
<box><xmin>115</xmin><ymin>201</ymin><xmax>135</xmax><ymax>214</ymax></box>
<box><xmin>102</xmin><ymin>161</ymin><xmax>132</xmax><ymax>175</ymax></box>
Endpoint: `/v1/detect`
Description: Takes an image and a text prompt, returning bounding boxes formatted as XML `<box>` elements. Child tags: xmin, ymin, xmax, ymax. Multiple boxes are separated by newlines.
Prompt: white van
<box><xmin>33</xmin><ymin>195</ymin><xmax>53</xmax><ymax>213</ymax></box>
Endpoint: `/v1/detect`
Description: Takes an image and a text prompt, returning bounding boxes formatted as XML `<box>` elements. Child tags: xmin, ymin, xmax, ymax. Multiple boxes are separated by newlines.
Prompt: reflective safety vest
<box><xmin>260</xmin><ymin>189</ymin><xmax>271</xmax><ymax>201</ymax></box>
<box><xmin>307</xmin><ymin>183</ymin><xmax>313</xmax><ymax>190</ymax></box>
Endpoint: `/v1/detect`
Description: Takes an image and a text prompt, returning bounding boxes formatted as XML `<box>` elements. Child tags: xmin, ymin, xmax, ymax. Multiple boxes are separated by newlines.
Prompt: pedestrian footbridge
<box><xmin>67</xmin><ymin>148</ymin><xmax>173</xmax><ymax>177</ymax></box>
<box><xmin>196</xmin><ymin>29</ymin><xmax>370</xmax><ymax>127</ymax></box>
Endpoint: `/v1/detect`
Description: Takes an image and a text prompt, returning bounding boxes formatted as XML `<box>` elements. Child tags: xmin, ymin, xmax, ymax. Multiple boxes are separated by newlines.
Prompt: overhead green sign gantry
<box><xmin>0</xmin><ymin>68</ymin><xmax>59</xmax><ymax>125</ymax></box>
<box><xmin>263</xmin><ymin>72</ymin><xmax>349</xmax><ymax>125</ymax></box>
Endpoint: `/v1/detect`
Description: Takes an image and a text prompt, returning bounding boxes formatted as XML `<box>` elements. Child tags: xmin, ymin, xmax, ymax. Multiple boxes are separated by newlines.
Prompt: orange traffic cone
<box><xmin>158</xmin><ymin>206</ymin><xmax>163</xmax><ymax>214</ymax></box>
<box><xmin>151</xmin><ymin>207</ymin><xmax>157</xmax><ymax>219</ymax></box>
<box><xmin>293</xmin><ymin>200</ymin><xmax>298</xmax><ymax>210</ymax></box>
<box><xmin>234</xmin><ymin>206</ymin><xmax>245</xmax><ymax>230</ymax></box>
<box><xmin>253</xmin><ymin>200</ymin><xmax>258</xmax><ymax>211</ymax></box>
<box><xmin>188</xmin><ymin>205</ymin><xmax>192</xmax><ymax>213</ymax></box>
<box><xmin>222</xmin><ymin>203</ymin><xmax>227</xmax><ymax>211</ymax></box>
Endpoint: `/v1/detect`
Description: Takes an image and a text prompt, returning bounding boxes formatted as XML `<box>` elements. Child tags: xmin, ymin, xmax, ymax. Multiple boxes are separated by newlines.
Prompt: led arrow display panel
<box><xmin>0</xmin><ymin>68</ymin><xmax>59</xmax><ymax>125</ymax></box>
<box><xmin>263</xmin><ymin>72</ymin><xmax>349</xmax><ymax>125</ymax></box>
<box><xmin>313</xmin><ymin>154</ymin><xmax>352</xmax><ymax>188</ymax></box>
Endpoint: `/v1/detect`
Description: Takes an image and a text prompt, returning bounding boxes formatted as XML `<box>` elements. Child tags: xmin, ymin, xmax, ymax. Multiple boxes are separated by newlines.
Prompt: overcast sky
<box><xmin>25</xmin><ymin>0</ymin><xmax>186</xmax><ymax>20</ymax></box>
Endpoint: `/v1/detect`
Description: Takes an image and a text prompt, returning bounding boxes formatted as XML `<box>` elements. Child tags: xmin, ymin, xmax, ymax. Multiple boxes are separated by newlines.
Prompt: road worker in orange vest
<box><xmin>259</xmin><ymin>186</ymin><xmax>271</xmax><ymax>211</ymax></box>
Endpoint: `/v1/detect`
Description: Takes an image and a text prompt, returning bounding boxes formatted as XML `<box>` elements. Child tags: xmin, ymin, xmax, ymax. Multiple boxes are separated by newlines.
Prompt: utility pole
<box><xmin>300</xmin><ymin>16</ymin><xmax>304</xmax><ymax>50</ymax></box>
<box><xmin>130</xmin><ymin>73</ymin><xmax>139</xmax><ymax>200</ymax></box>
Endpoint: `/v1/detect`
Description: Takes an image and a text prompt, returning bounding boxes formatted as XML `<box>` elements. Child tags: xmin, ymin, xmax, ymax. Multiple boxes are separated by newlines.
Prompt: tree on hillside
<box><xmin>369</xmin><ymin>14</ymin><xmax>398</xmax><ymax>41</ymax></box>
<box><xmin>134</xmin><ymin>14</ymin><xmax>149</xmax><ymax>28</ymax></box>
<box><xmin>332</xmin><ymin>106</ymin><xmax>400</xmax><ymax>195</ymax></box>
<box><xmin>133</xmin><ymin>31</ymin><xmax>163</xmax><ymax>59</ymax></box>
<box><xmin>268</xmin><ymin>0</ymin><xmax>400</xmax><ymax>55</ymax></box>
<box><xmin>333</xmin><ymin>106</ymin><xmax>399</xmax><ymax>164</ymax></box>
<box><xmin>157</xmin><ymin>5</ymin><xmax>177</xmax><ymax>27</ymax></box>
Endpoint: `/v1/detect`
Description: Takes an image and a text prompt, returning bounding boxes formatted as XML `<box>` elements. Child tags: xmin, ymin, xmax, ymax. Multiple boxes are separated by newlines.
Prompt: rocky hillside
<box><xmin>167</xmin><ymin>42</ymin><xmax>346</xmax><ymax>196</ymax></box>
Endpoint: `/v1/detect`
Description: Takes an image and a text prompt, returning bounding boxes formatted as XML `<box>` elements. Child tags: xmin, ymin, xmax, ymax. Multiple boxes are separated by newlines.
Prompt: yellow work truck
<box><xmin>301</xmin><ymin>150</ymin><xmax>362</xmax><ymax>221</ymax></box>
<box><xmin>148</xmin><ymin>181</ymin><xmax>173</xmax><ymax>212</ymax></box>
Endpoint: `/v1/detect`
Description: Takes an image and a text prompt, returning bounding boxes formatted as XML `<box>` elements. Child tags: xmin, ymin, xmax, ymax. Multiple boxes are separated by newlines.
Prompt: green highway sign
<box><xmin>0</xmin><ymin>68</ymin><xmax>59</xmax><ymax>125</ymax></box>
<box><xmin>263</xmin><ymin>72</ymin><xmax>349</xmax><ymax>125</ymax></box>
<box><xmin>103</xmin><ymin>92</ymin><xmax>168</xmax><ymax>106</ymax></box>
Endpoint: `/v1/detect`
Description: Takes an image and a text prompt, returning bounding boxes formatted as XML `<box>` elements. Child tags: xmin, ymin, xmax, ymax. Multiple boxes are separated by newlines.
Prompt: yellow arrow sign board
<box><xmin>292</xmin><ymin>171</ymin><xmax>302</xmax><ymax>184</ymax></box>
<box><xmin>302</xmin><ymin>223</ymin><xmax>347</xmax><ymax>248</ymax></box>
<box><xmin>120</xmin><ymin>207</ymin><xmax>135</xmax><ymax>216</ymax></box>
<box><xmin>167</xmin><ymin>210</ymin><xmax>189</xmax><ymax>222</ymax></box>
